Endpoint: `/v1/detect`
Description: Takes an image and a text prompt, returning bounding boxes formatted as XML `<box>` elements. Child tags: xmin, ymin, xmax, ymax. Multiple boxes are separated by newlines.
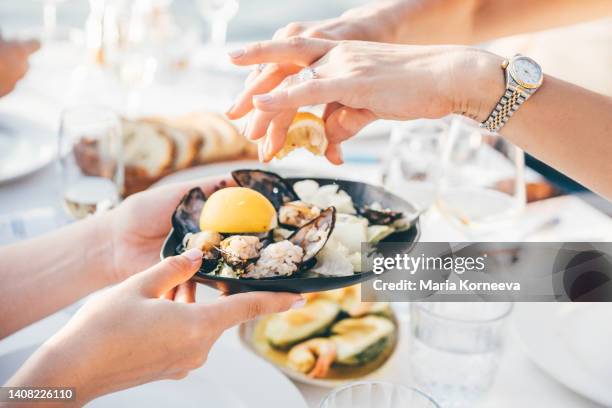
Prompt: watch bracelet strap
<box><xmin>481</xmin><ymin>88</ymin><xmax>528</xmax><ymax>133</ymax></box>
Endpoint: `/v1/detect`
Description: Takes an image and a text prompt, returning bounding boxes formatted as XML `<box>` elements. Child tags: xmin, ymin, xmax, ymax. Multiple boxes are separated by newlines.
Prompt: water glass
<box><xmin>409</xmin><ymin>302</ymin><xmax>513</xmax><ymax>407</ymax></box>
<box><xmin>437</xmin><ymin>116</ymin><xmax>525</xmax><ymax>236</ymax></box>
<box><xmin>382</xmin><ymin>119</ymin><xmax>449</xmax><ymax>211</ymax></box>
<box><xmin>321</xmin><ymin>381</ymin><xmax>440</xmax><ymax>408</ymax></box>
<box><xmin>58</xmin><ymin>106</ymin><xmax>123</xmax><ymax>219</ymax></box>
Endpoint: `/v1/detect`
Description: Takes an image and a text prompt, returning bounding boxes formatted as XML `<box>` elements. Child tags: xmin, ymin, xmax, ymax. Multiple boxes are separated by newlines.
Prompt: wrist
<box><xmin>89</xmin><ymin>212</ymin><xmax>117</xmax><ymax>286</ymax></box>
<box><xmin>451</xmin><ymin>48</ymin><xmax>506</xmax><ymax>123</ymax></box>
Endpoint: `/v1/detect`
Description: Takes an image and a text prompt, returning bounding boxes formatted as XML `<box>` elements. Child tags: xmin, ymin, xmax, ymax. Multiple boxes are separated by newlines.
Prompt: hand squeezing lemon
<box><xmin>273</xmin><ymin>112</ymin><xmax>328</xmax><ymax>160</ymax></box>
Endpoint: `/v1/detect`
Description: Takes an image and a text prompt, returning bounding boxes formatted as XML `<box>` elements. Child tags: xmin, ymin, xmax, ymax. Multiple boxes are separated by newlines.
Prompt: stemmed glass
<box><xmin>437</xmin><ymin>116</ymin><xmax>526</xmax><ymax>238</ymax></box>
<box><xmin>42</xmin><ymin>0</ymin><xmax>68</xmax><ymax>40</ymax></box>
<box><xmin>321</xmin><ymin>381</ymin><xmax>440</xmax><ymax>408</ymax></box>
<box><xmin>58</xmin><ymin>106</ymin><xmax>123</xmax><ymax>220</ymax></box>
<box><xmin>197</xmin><ymin>0</ymin><xmax>239</xmax><ymax>48</ymax></box>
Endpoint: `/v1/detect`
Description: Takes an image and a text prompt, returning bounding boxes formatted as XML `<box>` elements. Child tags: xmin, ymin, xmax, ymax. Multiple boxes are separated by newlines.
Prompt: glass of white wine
<box><xmin>437</xmin><ymin>116</ymin><xmax>526</xmax><ymax>237</ymax></box>
<box><xmin>58</xmin><ymin>106</ymin><xmax>123</xmax><ymax>220</ymax></box>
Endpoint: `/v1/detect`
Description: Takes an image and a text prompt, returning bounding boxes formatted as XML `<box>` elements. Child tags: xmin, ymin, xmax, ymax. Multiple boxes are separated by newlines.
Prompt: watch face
<box><xmin>510</xmin><ymin>56</ymin><xmax>542</xmax><ymax>88</ymax></box>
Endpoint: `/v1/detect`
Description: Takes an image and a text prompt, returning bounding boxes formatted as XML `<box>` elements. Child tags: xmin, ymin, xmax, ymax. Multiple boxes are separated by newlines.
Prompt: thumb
<box><xmin>136</xmin><ymin>248</ymin><xmax>202</xmax><ymax>297</ymax></box>
<box><xmin>324</xmin><ymin>106</ymin><xmax>376</xmax><ymax>144</ymax></box>
<box><xmin>209</xmin><ymin>291</ymin><xmax>303</xmax><ymax>330</ymax></box>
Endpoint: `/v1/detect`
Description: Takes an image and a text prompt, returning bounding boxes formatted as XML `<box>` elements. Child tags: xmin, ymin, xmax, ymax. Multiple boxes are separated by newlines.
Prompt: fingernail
<box><xmin>264</xmin><ymin>137</ymin><xmax>274</xmax><ymax>161</ymax></box>
<box><xmin>253</xmin><ymin>93</ymin><xmax>273</xmax><ymax>104</ymax></box>
<box><xmin>291</xmin><ymin>298</ymin><xmax>306</xmax><ymax>309</ymax></box>
<box><xmin>183</xmin><ymin>248</ymin><xmax>203</xmax><ymax>263</ymax></box>
<box><xmin>257</xmin><ymin>140</ymin><xmax>265</xmax><ymax>162</ymax></box>
<box><xmin>228</xmin><ymin>48</ymin><xmax>246</xmax><ymax>58</ymax></box>
<box><xmin>224</xmin><ymin>104</ymin><xmax>235</xmax><ymax>116</ymax></box>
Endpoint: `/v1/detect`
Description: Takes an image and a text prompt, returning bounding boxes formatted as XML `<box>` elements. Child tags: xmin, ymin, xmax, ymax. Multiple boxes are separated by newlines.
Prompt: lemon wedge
<box><xmin>200</xmin><ymin>187</ymin><xmax>277</xmax><ymax>233</ymax></box>
<box><xmin>275</xmin><ymin>112</ymin><xmax>328</xmax><ymax>159</ymax></box>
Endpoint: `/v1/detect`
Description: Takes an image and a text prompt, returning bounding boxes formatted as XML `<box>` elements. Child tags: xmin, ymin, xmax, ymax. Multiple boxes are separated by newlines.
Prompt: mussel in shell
<box><xmin>232</xmin><ymin>169</ymin><xmax>299</xmax><ymax>209</ymax></box>
<box><xmin>279</xmin><ymin>200</ymin><xmax>321</xmax><ymax>228</ymax></box>
<box><xmin>357</xmin><ymin>205</ymin><xmax>403</xmax><ymax>226</ymax></box>
<box><xmin>289</xmin><ymin>207</ymin><xmax>336</xmax><ymax>262</ymax></box>
<box><xmin>172</xmin><ymin>187</ymin><xmax>206</xmax><ymax>236</ymax></box>
<box><xmin>219</xmin><ymin>235</ymin><xmax>262</xmax><ymax>268</ymax></box>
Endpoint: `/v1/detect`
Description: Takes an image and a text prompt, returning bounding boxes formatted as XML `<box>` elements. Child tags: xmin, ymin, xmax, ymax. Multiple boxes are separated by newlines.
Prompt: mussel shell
<box><xmin>200</xmin><ymin>258</ymin><xmax>222</xmax><ymax>274</ymax></box>
<box><xmin>289</xmin><ymin>206</ymin><xmax>336</xmax><ymax>262</ymax></box>
<box><xmin>357</xmin><ymin>206</ymin><xmax>403</xmax><ymax>226</ymax></box>
<box><xmin>232</xmin><ymin>169</ymin><xmax>299</xmax><ymax>209</ymax></box>
<box><xmin>172</xmin><ymin>187</ymin><xmax>206</xmax><ymax>236</ymax></box>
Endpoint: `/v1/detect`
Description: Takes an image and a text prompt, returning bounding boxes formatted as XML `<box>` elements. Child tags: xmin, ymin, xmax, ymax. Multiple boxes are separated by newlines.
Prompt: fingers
<box><xmin>174</xmin><ymin>281</ymin><xmax>196</xmax><ymax>303</ymax></box>
<box><xmin>325</xmin><ymin>143</ymin><xmax>344</xmax><ymax>165</ymax></box>
<box><xmin>253</xmin><ymin>78</ymin><xmax>342</xmax><ymax>112</ymax></box>
<box><xmin>227</xmin><ymin>63</ymin><xmax>301</xmax><ymax>120</ymax></box>
<box><xmin>136</xmin><ymin>249</ymin><xmax>202</xmax><ymax>297</ymax></box>
<box><xmin>228</xmin><ymin>37</ymin><xmax>336</xmax><ymax>67</ymax></box>
<box><xmin>162</xmin><ymin>287</ymin><xmax>177</xmax><ymax>300</ymax></box>
<box><xmin>325</xmin><ymin>106</ymin><xmax>377</xmax><ymax>144</ymax></box>
<box><xmin>262</xmin><ymin>109</ymin><xmax>297</xmax><ymax>162</ymax></box>
<box><xmin>244</xmin><ymin>109</ymin><xmax>275</xmax><ymax>141</ymax></box>
<box><xmin>209</xmin><ymin>292</ymin><xmax>303</xmax><ymax>330</ymax></box>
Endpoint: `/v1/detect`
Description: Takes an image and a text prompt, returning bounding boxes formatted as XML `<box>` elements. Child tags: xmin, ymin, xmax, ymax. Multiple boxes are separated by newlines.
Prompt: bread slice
<box><xmin>122</xmin><ymin>119</ymin><xmax>174</xmax><ymax>178</ymax></box>
<box><xmin>203</xmin><ymin>112</ymin><xmax>246</xmax><ymax>159</ymax></box>
<box><xmin>142</xmin><ymin>118</ymin><xmax>201</xmax><ymax>170</ymax></box>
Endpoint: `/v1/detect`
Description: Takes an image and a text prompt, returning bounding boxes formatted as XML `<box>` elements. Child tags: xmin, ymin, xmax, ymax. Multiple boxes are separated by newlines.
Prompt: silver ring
<box><xmin>298</xmin><ymin>67</ymin><xmax>318</xmax><ymax>82</ymax></box>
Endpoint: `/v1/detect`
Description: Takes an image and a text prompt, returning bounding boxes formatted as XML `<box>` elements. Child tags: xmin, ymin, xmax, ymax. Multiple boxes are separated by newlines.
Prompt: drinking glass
<box><xmin>382</xmin><ymin>119</ymin><xmax>449</xmax><ymax>212</ymax></box>
<box><xmin>409</xmin><ymin>302</ymin><xmax>513</xmax><ymax>407</ymax></box>
<box><xmin>437</xmin><ymin>116</ymin><xmax>525</xmax><ymax>236</ymax></box>
<box><xmin>197</xmin><ymin>0</ymin><xmax>239</xmax><ymax>47</ymax></box>
<box><xmin>42</xmin><ymin>0</ymin><xmax>68</xmax><ymax>40</ymax></box>
<box><xmin>321</xmin><ymin>381</ymin><xmax>440</xmax><ymax>408</ymax></box>
<box><xmin>58</xmin><ymin>106</ymin><xmax>123</xmax><ymax>219</ymax></box>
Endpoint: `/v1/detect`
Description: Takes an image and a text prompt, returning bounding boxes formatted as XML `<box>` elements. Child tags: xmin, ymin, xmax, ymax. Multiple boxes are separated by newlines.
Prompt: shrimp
<box><xmin>287</xmin><ymin>338</ymin><xmax>337</xmax><ymax>378</ymax></box>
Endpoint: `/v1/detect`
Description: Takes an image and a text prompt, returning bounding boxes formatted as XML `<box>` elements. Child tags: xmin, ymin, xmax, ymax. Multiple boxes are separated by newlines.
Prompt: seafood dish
<box><xmin>240</xmin><ymin>285</ymin><xmax>398</xmax><ymax>384</ymax></box>
<box><xmin>161</xmin><ymin>169</ymin><xmax>421</xmax><ymax>292</ymax></box>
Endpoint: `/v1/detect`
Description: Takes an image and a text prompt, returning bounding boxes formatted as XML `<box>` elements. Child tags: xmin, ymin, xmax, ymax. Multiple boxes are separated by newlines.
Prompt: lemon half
<box><xmin>275</xmin><ymin>112</ymin><xmax>328</xmax><ymax>159</ymax></box>
<box><xmin>200</xmin><ymin>187</ymin><xmax>277</xmax><ymax>233</ymax></box>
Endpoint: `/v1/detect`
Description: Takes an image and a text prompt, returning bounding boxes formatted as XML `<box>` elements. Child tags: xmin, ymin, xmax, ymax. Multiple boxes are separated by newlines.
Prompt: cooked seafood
<box><xmin>279</xmin><ymin>200</ymin><xmax>321</xmax><ymax>228</ymax></box>
<box><xmin>287</xmin><ymin>338</ymin><xmax>336</xmax><ymax>378</ymax></box>
<box><xmin>219</xmin><ymin>235</ymin><xmax>262</xmax><ymax>267</ymax></box>
<box><xmin>232</xmin><ymin>169</ymin><xmax>298</xmax><ymax>209</ymax></box>
<box><xmin>243</xmin><ymin>240</ymin><xmax>304</xmax><ymax>279</ymax></box>
<box><xmin>265</xmin><ymin>299</ymin><xmax>340</xmax><ymax>348</ymax></box>
<box><xmin>170</xmin><ymin>169</ymin><xmax>413</xmax><ymax>282</ymax></box>
<box><xmin>285</xmin><ymin>315</ymin><xmax>395</xmax><ymax>378</ymax></box>
<box><xmin>289</xmin><ymin>207</ymin><xmax>335</xmax><ymax>262</ymax></box>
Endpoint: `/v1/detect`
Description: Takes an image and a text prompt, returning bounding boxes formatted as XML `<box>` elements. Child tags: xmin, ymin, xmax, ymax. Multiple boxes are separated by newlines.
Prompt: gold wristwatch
<box><xmin>481</xmin><ymin>54</ymin><xmax>543</xmax><ymax>133</ymax></box>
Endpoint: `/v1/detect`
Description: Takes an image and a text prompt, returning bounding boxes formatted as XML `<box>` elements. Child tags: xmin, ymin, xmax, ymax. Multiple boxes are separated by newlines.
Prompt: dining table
<box><xmin>1</xmin><ymin>40</ymin><xmax>611</xmax><ymax>408</ymax></box>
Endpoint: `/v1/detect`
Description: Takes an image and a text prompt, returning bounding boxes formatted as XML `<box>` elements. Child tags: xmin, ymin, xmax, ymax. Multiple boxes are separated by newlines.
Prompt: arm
<box><xmin>228</xmin><ymin>39</ymin><xmax>612</xmax><ymax>199</ymax></box>
<box><xmin>0</xmin><ymin>217</ymin><xmax>111</xmax><ymax>338</ymax></box>
<box><xmin>0</xmin><ymin>176</ymin><xmax>230</xmax><ymax>338</ymax></box>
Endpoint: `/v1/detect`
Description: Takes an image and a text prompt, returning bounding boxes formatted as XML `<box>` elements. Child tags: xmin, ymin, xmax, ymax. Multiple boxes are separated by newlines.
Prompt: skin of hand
<box><xmin>0</xmin><ymin>38</ymin><xmax>40</xmax><ymax>97</ymax></box>
<box><xmin>4</xmin><ymin>249</ymin><xmax>303</xmax><ymax>407</ymax></box>
<box><xmin>228</xmin><ymin>38</ymin><xmax>502</xmax><ymax>163</ymax></box>
<box><xmin>0</xmin><ymin>176</ymin><xmax>233</xmax><ymax>338</ymax></box>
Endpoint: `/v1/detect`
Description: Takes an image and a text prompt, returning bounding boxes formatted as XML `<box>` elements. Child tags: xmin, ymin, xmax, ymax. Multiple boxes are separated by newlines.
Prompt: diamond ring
<box><xmin>298</xmin><ymin>67</ymin><xmax>318</xmax><ymax>82</ymax></box>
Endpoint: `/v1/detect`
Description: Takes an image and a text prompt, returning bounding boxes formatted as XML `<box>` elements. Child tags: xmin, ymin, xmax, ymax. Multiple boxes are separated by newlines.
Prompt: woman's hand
<box><xmin>228</xmin><ymin>38</ymin><xmax>503</xmax><ymax>163</ymax></box>
<box><xmin>100</xmin><ymin>176</ymin><xmax>232</xmax><ymax>284</ymax></box>
<box><xmin>225</xmin><ymin>1</ymin><xmax>404</xmax><ymax>121</ymax></box>
<box><xmin>6</xmin><ymin>249</ymin><xmax>302</xmax><ymax>406</ymax></box>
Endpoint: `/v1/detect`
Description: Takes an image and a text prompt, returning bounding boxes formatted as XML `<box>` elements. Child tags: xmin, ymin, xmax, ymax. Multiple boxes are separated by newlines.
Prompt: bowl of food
<box><xmin>239</xmin><ymin>285</ymin><xmax>399</xmax><ymax>386</ymax></box>
<box><xmin>161</xmin><ymin>169</ymin><xmax>420</xmax><ymax>293</ymax></box>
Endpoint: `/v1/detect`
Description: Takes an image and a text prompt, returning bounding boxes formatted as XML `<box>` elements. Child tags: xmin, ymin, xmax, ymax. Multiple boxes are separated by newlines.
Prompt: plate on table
<box><xmin>161</xmin><ymin>169</ymin><xmax>421</xmax><ymax>294</ymax></box>
<box><xmin>514</xmin><ymin>303</ymin><xmax>612</xmax><ymax>407</ymax></box>
<box><xmin>0</xmin><ymin>332</ymin><xmax>308</xmax><ymax>408</ymax></box>
<box><xmin>239</xmin><ymin>287</ymin><xmax>400</xmax><ymax>388</ymax></box>
<box><xmin>0</xmin><ymin>113</ymin><xmax>56</xmax><ymax>183</ymax></box>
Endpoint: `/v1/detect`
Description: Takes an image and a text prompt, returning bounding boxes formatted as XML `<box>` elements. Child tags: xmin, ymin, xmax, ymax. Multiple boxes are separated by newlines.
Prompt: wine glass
<box><xmin>437</xmin><ymin>116</ymin><xmax>526</xmax><ymax>238</ymax></box>
<box><xmin>58</xmin><ymin>106</ymin><xmax>123</xmax><ymax>220</ymax></box>
<box><xmin>197</xmin><ymin>0</ymin><xmax>239</xmax><ymax>48</ymax></box>
<box><xmin>381</xmin><ymin>118</ymin><xmax>450</xmax><ymax>212</ymax></box>
<box><xmin>42</xmin><ymin>0</ymin><xmax>68</xmax><ymax>41</ymax></box>
<box><xmin>321</xmin><ymin>381</ymin><xmax>440</xmax><ymax>408</ymax></box>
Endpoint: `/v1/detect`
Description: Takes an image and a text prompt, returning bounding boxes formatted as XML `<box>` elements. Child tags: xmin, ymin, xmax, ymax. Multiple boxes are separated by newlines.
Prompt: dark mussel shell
<box><xmin>172</xmin><ymin>187</ymin><xmax>206</xmax><ymax>236</ymax></box>
<box><xmin>232</xmin><ymin>169</ymin><xmax>299</xmax><ymax>209</ymax></box>
<box><xmin>289</xmin><ymin>207</ymin><xmax>336</xmax><ymax>262</ymax></box>
<box><xmin>357</xmin><ymin>205</ymin><xmax>403</xmax><ymax>226</ymax></box>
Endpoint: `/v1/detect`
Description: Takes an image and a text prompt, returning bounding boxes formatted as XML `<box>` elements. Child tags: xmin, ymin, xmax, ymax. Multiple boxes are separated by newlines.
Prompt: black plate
<box><xmin>160</xmin><ymin>177</ymin><xmax>420</xmax><ymax>293</ymax></box>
